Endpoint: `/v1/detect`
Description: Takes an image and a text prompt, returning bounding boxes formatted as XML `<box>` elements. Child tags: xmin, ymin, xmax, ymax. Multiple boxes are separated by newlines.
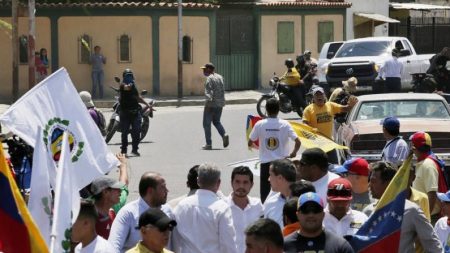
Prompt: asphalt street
<box><xmin>103</xmin><ymin>104</ymin><xmax>301</xmax><ymax>202</ymax></box>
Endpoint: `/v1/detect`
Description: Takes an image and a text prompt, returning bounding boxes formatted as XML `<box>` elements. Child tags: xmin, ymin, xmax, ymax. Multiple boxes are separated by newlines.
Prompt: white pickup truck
<box><xmin>321</xmin><ymin>37</ymin><xmax>434</xmax><ymax>93</ymax></box>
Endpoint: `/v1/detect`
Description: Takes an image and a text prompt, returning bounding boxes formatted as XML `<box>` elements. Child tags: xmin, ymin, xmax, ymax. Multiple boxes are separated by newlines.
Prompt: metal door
<box><xmin>216</xmin><ymin>13</ymin><xmax>255</xmax><ymax>90</ymax></box>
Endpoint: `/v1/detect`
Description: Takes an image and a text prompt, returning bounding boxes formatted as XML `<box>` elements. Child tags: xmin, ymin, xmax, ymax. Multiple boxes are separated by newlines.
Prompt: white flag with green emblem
<box><xmin>0</xmin><ymin>67</ymin><xmax>118</xmax><ymax>188</ymax></box>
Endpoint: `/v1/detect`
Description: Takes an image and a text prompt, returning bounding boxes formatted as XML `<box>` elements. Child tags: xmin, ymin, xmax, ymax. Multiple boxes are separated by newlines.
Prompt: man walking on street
<box><xmin>248</xmin><ymin>98</ymin><xmax>301</xmax><ymax>202</ymax></box>
<box><xmin>201</xmin><ymin>63</ymin><xmax>229</xmax><ymax>150</ymax></box>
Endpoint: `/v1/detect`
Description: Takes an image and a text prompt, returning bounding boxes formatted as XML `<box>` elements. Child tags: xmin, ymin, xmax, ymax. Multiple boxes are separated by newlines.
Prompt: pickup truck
<box><xmin>323</xmin><ymin>37</ymin><xmax>434</xmax><ymax>93</ymax></box>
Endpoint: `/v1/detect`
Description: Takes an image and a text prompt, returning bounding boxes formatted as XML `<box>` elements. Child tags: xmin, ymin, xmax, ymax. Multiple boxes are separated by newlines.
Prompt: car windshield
<box><xmin>335</xmin><ymin>41</ymin><xmax>390</xmax><ymax>57</ymax></box>
<box><xmin>355</xmin><ymin>100</ymin><xmax>450</xmax><ymax>121</ymax></box>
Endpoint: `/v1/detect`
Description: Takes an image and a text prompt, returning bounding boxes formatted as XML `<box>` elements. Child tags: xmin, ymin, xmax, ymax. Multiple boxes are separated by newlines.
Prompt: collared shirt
<box><xmin>302</xmin><ymin>102</ymin><xmax>345</xmax><ymax>139</ymax></box>
<box><xmin>381</xmin><ymin>137</ymin><xmax>409</xmax><ymax>168</ymax></box>
<box><xmin>225</xmin><ymin>195</ymin><xmax>264</xmax><ymax>253</ymax></box>
<box><xmin>172</xmin><ymin>189</ymin><xmax>238</xmax><ymax>253</ymax></box>
<box><xmin>75</xmin><ymin>235</ymin><xmax>115</xmax><ymax>253</ymax></box>
<box><xmin>413</xmin><ymin>158</ymin><xmax>440</xmax><ymax>215</ymax></box>
<box><xmin>108</xmin><ymin>197</ymin><xmax>173</xmax><ymax>253</ymax></box>
<box><xmin>263</xmin><ymin>192</ymin><xmax>287</xmax><ymax>228</ymax></box>
<box><xmin>323</xmin><ymin>207</ymin><xmax>368</xmax><ymax>236</ymax></box>
<box><xmin>204</xmin><ymin>73</ymin><xmax>225</xmax><ymax>108</ymax></box>
<box><xmin>125</xmin><ymin>242</ymin><xmax>174</xmax><ymax>253</ymax></box>
<box><xmin>312</xmin><ymin>172</ymin><xmax>340</xmax><ymax>207</ymax></box>
<box><xmin>379</xmin><ymin>56</ymin><xmax>403</xmax><ymax>79</ymax></box>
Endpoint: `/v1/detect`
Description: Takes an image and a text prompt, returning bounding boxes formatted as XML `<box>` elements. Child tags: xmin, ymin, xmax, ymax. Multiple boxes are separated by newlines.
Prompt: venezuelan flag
<box><xmin>246</xmin><ymin>115</ymin><xmax>262</xmax><ymax>148</ymax></box>
<box><xmin>0</xmin><ymin>145</ymin><xmax>48</xmax><ymax>253</ymax></box>
<box><xmin>348</xmin><ymin>154</ymin><xmax>413</xmax><ymax>253</ymax></box>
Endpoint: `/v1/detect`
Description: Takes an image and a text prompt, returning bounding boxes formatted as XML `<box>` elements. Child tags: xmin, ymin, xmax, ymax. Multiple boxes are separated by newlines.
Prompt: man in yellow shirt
<box><xmin>303</xmin><ymin>87</ymin><xmax>357</xmax><ymax>163</ymax></box>
<box><xmin>280</xmin><ymin>59</ymin><xmax>306</xmax><ymax>111</ymax></box>
<box><xmin>126</xmin><ymin>208</ymin><xmax>176</xmax><ymax>253</ymax></box>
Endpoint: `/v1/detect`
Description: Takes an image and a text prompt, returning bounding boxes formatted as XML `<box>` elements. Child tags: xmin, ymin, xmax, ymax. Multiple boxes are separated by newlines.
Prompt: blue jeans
<box><xmin>203</xmin><ymin>106</ymin><xmax>226</xmax><ymax>146</ymax></box>
<box><xmin>120</xmin><ymin>110</ymin><xmax>142</xmax><ymax>153</ymax></box>
<box><xmin>92</xmin><ymin>70</ymin><xmax>104</xmax><ymax>98</ymax></box>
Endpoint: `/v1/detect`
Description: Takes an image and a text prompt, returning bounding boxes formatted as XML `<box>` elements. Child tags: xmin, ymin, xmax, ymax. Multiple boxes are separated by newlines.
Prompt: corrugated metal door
<box><xmin>216</xmin><ymin>13</ymin><xmax>255</xmax><ymax>90</ymax></box>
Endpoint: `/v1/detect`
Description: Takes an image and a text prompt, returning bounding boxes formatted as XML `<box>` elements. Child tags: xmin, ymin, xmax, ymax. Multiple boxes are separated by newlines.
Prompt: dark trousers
<box><xmin>287</xmin><ymin>85</ymin><xmax>306</xmax><ymax>109</ymax></box>
<box><xmin>120</xmin><ymin>111</ymin><xmax>142</xmax><ymax>153</ymax></box>
<box><xmin>260</xmin><ymin>162</ymin><xmax>271</xmax><ymax>203</ymax></box>
<box><xmin>91</xmin><ymin>70</ymin><xmax>104</xmax><ymax>98</ymax></box>
<box><xmin>203</xmin><ymin>106</ymin><xmax>226</xmax><ymax>146</ymax></box>
<box><xmin>384</xmin><ymin>77</ymin><xmax>401</xmax><ymax>93</ymax></box>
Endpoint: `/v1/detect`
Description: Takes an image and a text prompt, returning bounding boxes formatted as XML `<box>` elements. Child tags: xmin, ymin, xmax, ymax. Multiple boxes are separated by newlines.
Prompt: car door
<box><xmin>396</xmin><ymin>39</ymin><xmax>416</xmax><ymax>88</ymax></box>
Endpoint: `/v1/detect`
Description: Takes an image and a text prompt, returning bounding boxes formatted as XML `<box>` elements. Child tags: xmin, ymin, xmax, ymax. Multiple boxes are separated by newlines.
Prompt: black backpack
<box><xmin>89</xmin><ymin>108</ymin><xmax>107</xmax><ymax>136</ymax></box>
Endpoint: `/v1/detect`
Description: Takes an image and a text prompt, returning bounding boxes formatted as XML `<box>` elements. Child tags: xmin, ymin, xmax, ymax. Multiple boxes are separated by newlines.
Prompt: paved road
<box><xmin>104</xmin><ymin>104</ymin><xmax>301</xmax><ymax>202</ymax></box>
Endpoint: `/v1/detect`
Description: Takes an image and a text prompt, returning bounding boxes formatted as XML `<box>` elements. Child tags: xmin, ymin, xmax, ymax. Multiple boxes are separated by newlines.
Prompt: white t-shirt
<box><xmin>75</xmin><ymin>235</ymin><xmax>115</xmax><ymax>253</ymax></box>
<box><xmin>312</xmin><ymin>171</ymin><xmax>340</xmax><ymax>207</ymax></box>
<box><xmin>323</xmin><ymin>207</ymin><xmax>368</xmax><ymax>236</ymax></box>
<box><xmin>249</xmin><ymin>118</ymin><xmax>298</xmax><ymax>163</ymax></box>
<box><xmin>225</xmin><ymin>195</ymin><xmax>264</xmax><ymax>253</ymax></box>
<box><xmin>434</xmin><ymin>216</ymin><xmax>450</xmax><ymax>252</ymax></box>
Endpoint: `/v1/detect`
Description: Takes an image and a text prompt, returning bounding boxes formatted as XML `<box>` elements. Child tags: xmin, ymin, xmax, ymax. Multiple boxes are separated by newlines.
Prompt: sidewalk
<box><xmin>94</xmin><ymin>89</ymin><xmax>265</xmax><ymax>108</ymax></box>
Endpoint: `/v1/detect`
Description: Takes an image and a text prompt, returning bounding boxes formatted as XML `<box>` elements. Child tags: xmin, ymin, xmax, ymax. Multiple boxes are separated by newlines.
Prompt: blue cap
<box><xmin>298</xmin><ymin>192</ymin><xmax>324</xmax><ymax>209</ymax></box>
<box><xmin>381</xmin><ymin>116</ymin><xmax>400</xmax><ymax>132</ymax></box>
<box><xmin>438</xmin><ymin>191</ymin><xmax>450</xmax><ymax>202</ymax></box>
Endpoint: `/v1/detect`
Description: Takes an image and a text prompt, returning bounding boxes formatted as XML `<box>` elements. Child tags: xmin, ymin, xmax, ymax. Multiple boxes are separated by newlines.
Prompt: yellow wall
<box><xmin>58</xmin><ymin>16</ymin><xmax>152</xmax><ymax>97</ymax></box>
<box><xmin>260</xmin><ymin>15</ymin><xmax>302</xmax><ymax>88</ymax></box>
<box><xmin>0</xmin><ymin>17</ymin><xmax>51</xmax><ymax>100</ymax></box>
<box><xmin>159</xmin><ymin>16</ymin><xmax>210</xmax><ymax>96</ymax></box>
<box><xmin>304</xmin><ymin>15</ymin><xmax>344</xmax><ymax>57</ymax></box>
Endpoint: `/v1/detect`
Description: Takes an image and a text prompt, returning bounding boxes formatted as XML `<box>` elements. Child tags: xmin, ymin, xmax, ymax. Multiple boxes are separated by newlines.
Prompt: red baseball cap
<box><xmin>410</xmin><ymin>131</ymin><xmax>432</xmax><ymax>149</ymax></box>
<box><xmin>327</xmin><ymin>178</ymin><xmax>353</xmax><ymax>201</ymax></box>
<box><xmin>332</xmin><ymin>158</ymin><xmax>369</xmax><ymax>177</ymax></box>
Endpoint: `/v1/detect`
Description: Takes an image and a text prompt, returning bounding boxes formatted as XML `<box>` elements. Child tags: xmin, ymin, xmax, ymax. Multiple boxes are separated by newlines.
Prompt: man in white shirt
<box><xmin>297</xmin><ymin>148</ymin><xmax>340</xmax><ymax>206</ymax></box>
<box><xmin>323</xmin><ymin>178</ymin><xmax>368</xmax><ymax>236</ymax></box>
<box><xmin>225</xmin><ymin>166</ymin><xmax>263</xmax><ymax>253</ymax></box>
<box><xmin>264</xmin><ymin>159</ymin><xmax>297</xmax><ymax>228</ymax></box>
<box><xmin>172</xmin><ymin>163</ymin><xmax>238</xmax><ymax>253</ymax></box>
<box><xmin>381</xmin><ymin>116</ymin><xmax>408</xmax><ymax>168</ymax></box>
<box><xmin>379</xmin><ymin>48</ymin><xmax>404</xmax><ymax>93</ymax></box>
<box><xmin>72</xmin><ymin>200</ymin><xmax>115</xmax><ymax>253</ymax></box>
<box><xmin>248</xmin><ymin>98</ymin><xmax>301</xmax><ymax>202</ymax></box>
<box><xmin>108</xmin><ymin>172</ymin><xmax>173</xmax><ymax>253</ymax></box>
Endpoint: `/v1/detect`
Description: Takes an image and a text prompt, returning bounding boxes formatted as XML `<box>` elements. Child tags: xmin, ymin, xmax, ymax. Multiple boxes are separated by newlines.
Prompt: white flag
<box><xmin>50</xmin><ymin>131</ymin><xmax>80</xmax><ymax>253</ymax></box>
<box><xmin>0</xmin><ymin>67</ymin><xmax>118</xmax><ymax>188</ymax></box>
<box><xmin>28</xmin><ymin>127</ymin><xmax>54</xmax><ymax>248</ymax></box>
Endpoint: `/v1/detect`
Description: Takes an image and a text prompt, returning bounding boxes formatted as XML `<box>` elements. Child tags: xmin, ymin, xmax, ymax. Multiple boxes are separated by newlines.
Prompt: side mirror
<box><xmin>114</xmin><ymin>77</ymin><xmax>121</xmax><ymax>83</ymax></box>
<box><xmin>141</xmin><ymin>90</ymin><xmax>148</xmax><ymax>96</ymax></box>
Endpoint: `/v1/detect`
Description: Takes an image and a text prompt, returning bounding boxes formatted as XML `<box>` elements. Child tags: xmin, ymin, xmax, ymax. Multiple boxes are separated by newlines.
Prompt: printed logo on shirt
<box><xmin>316</xmin><ymin>112</ymin><xmax>332</xmax><ymax>124</ymax></box>
<box><xmin>265</xmin><ymin>137</ymin><xmax>279</xmax><ymax>151</ymax></box>
<box><xmin>350</xmin><ymin>221</ymin><xmax>363</xmax><ymax>229</ymax></box>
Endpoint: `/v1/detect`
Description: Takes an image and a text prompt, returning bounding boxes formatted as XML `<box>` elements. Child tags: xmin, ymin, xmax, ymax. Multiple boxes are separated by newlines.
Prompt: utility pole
<box><xmin>177</xmin><ymin>0</ymin><xmax>183</xmax><ymax>98</ymax></box>
<box><xmin>28</xmin><ymin>0</ymin><xmax>36</xmax><ymax>89</ymax></box>
<box><xmin>12</xmin><ymin>0</ymin><xmax>19</xmax><ymax>101</ymax></box>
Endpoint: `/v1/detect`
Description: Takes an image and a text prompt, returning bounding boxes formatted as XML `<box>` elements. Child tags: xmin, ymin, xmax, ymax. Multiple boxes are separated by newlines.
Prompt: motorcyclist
<box><xmin>119</xmin><ymin>69</ymin><xmax>152</xmax><ymax>156</ymax></box>
<box><xmin>426</xmin><ymin>47</ymin><xmax>450</xmax><ymax>93</ymax></box>
<box><xmin>295</xmin><ymin>50</ymin><xmax>318</xmax><ymax>91</ymax></box>
<box><xmin>280</xmin><ymin>58</ymin><xmax>306</xmax><ymax>110</ymax></box>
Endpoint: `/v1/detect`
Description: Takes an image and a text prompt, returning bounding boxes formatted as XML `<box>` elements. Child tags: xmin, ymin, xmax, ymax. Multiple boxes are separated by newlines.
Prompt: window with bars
<box><xmin>118</xmin><ymin>34</ymin><xmax>131</xmax><ymax>63</ymax></box>
<box><xmin>19</xmin><ymin>35</ymin><xmax>28</xmax><ymax>64</ymax></box>
<box><xmin>78</xmin><ymin>34</ymin><xmax>92</xmax><ymax>64</ymax></box>
<box><xmin>277</xmin><ymin>22</ymin><xmax>294</xmax><ymax>54</ymax></box>
<box><xmin>182</xmin><ymin>35</ymin><xmax>193</xmax><ymax>63</ymax></box>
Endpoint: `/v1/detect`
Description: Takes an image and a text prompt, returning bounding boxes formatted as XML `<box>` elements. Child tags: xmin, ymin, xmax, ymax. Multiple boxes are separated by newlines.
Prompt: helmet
<box><xmin>285</xmin><ymin>58</ymin><xmax>294</xmax><ymax>68</ymax></box>
<box><xmin>122</xmin><ymin>68</ymin><xmax>134</xmax><ymax>78</ymax></box>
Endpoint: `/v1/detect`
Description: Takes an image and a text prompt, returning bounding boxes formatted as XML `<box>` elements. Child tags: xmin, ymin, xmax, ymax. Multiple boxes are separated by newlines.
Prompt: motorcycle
<box><xmin>104</xmin><ymin>77</ymin><xmax>155</xmax><ymax>144</ymax></box>
<box><xmin>411</xmin><ymin>73</ymin><xmax>450</xmax><ymax>103</ymax></box>
<box><xmin>256</xmin><ymin>75</ymin><xmax>304</xmax><ymax>118</ymax></box>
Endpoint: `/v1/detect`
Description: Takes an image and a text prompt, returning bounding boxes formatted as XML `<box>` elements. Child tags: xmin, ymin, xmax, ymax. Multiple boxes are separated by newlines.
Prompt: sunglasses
<box><xmin>299</xmin><ymin>204</ymin><xmax>323</xmax><ymax>214</ymax></box>
<box><xmin>327</xmin><ymin>189</ymin><xmax>352</xmax><ymax>198</ymax></box>
<box><xmin>144</xmin><ymin>224</ymin><xmax>174</xmax><ymax>232</ymax></box>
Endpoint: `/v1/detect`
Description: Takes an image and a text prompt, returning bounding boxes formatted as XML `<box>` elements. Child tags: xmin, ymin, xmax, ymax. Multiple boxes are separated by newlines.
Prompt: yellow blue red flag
<box><xmin>0</xmin><ymin>145</ymin><xmax>48</xmax><ymax>253</ymax></box>
<box><xmin>348</xmin><ymin>154</ymin><xmax>413</xmax><ymax>252</ymax></box>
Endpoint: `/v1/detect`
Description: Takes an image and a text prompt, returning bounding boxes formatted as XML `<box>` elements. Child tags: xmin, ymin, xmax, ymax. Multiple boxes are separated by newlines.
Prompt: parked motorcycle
<box><xmin>256</xmin><ymin>75</ymin><xmax>303</xmax><ymax>118</ymax></box>
<box><xmin>104</xmin><ymin>77</ymin><xmax>155</xmax><ymax>144</ymax></box>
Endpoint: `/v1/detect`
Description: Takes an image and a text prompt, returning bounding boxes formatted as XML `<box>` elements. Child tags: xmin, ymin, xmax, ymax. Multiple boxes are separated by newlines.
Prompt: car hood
<box><xmin>350</xmin><ymin>119</ymin><xmax>450</xmax><ymax>135</ymax></box>
<box><xmin>330</xmin><ymin>56</ymin><xmax>383</xmax><ymax>64</ymax></box>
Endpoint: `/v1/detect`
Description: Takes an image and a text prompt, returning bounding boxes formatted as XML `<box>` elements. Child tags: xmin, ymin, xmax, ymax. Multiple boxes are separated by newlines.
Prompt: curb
<box><xmin>94</xmin><ymin>98</ymin><xmax>258</xmax><ymax>108</ymax></box>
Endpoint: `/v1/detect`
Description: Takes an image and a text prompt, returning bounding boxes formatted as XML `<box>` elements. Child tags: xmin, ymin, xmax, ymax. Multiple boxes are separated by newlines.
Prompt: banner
<box><xmin>0</xmin><ymin>144</ymin><xmax>48</xmax><ymax>253</ymax></box>
<box><xmin>50</xmin><ymin>132</ymin><xmax>80</xmax><ymax>253</ymax></box>
<box><xmin>0</xmin><ymin>67</ymin><xmax>118</xmax><ymax>188</ymax></box>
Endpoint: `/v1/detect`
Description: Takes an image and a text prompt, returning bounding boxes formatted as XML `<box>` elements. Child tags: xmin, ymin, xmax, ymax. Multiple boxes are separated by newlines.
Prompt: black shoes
<box><xmin>223</xmin><ymin>135</ymin><xmax>229</xmax><ymax>148</ymax></box>
<box><xmin>131</xmin><ymin>150</ymin><xmax>141</xmax><ymax>156</ymax></box>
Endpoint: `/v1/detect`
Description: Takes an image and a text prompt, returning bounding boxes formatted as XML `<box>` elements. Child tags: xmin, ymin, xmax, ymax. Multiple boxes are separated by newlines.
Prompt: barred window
<box><xmin>118</xmin><ymin>34</ymin><xmax>131</xmax><ymax>63</ymax></box>
<box><xmin>19</xmin><ymin>35</ymin><xmax>28</xmax><ymax>64</ymax></box>
<box><xmin>277</xmin><ymin>22</ymin><xmax>294</xmax><ymax>54</ymax></box>
<box><xmin>182</xmin><ymin>35</ymin><xmax>193</xmax><ymax>63</ymax></box>
<box><xmin>78</xmin><ymin>34</ymin><xmax>92</xmax><ymax>64</ymax></box>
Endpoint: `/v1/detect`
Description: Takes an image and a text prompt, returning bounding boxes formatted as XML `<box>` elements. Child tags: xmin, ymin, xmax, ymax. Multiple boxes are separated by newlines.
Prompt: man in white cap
<box><xmin>79</xmin><ymin>90</ymin><xmax>106</xmax><ymax>136</ymax></box>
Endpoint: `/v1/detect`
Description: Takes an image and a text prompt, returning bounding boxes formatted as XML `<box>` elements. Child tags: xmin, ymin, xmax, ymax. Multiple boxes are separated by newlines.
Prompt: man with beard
<box><xmin>225</xmin><ymin>166</ymin><xmax>263</xmax><ymax>253</ymax></box>
<box><xmin>322</xmin><ymin>178</ymin><xmax>368</xmax><ymax>236</ymax></box>
<box><xmin>284</xmin><ymin>192</ymin><xmax>354</xmax><ymax>253</ymax></box>
<box><xmin>109</xmin><ymin>172</ymin><xmax>172</xmax><ymax>253</ymax></box>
